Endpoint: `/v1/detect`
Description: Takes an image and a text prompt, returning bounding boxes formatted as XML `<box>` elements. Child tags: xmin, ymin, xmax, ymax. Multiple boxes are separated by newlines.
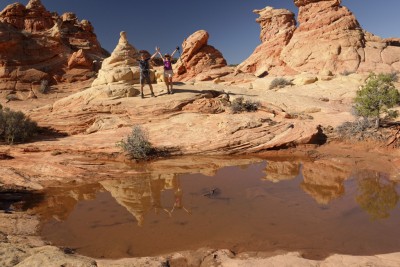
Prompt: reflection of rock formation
<box><xmin>29</xmin><ymin>183</ymin><xmax>104</xmax><ymax>221</ymax></box>
<box><xmin>263</xmin><ymin>161</ymin><xmax>300</xmax><ymax>183</ymax></box>
<box><xmin>100</xmin><ymin>174</ymin><xmax>183</xmax><ymax>226</ymax></box>
<box><xmin>301</xmin><ymin>161</ymin><xmax>350</xmax><ymax>205</ymax></box>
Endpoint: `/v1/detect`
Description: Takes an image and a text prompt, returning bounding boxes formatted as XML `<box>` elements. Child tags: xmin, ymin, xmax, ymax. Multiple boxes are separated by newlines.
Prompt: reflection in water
<box><xmin>31</xmin><ymin>183</ymin><xmax>104</xmax><ymax>221</ymax></box>
<box><xmin>100</xmin><ymin>174</ymin><xmax>191</xmax><ymax>226</ymax></box>
<box><xmin>169</xmin><ymin>177</ymin><xmax>191</xmax><ymax>215</ymax></box>
<box><xmin>263</xmin><ymin>161</ymin><xmax>300</xmax><ymax>183</ymax></box>
<box><xmin>36</xmin><ymin>160</ymin><xmax>400</xmax><ymax>259</ymax></box>
<box><xmin>300</xmin><ymin>161</ymin><xmax>349</xmax><ymax>205</ymax></box>
<box><xmin>355</xmin><ymin>170</ymin><xmax>399</xmax><ymax>219</ymax></box>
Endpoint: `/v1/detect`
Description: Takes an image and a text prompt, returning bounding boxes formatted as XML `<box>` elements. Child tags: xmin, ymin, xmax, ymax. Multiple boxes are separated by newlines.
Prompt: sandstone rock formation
<box><xmin>92</xmin><ymin>31</ymin><xmax>153</xmax><ymax>87</ymax></box>
<box><xmin>0</xmin><ymin>0</ymin><xmax>108</xmax><ymax>93</ymax></box>
<box><xmin>237</xmin><ymin>0</ymin><xmax>400</xmax><ymax>76</ymax></box>
<box><xmin>174</xmin><ymin>30</ymin><xmax>232</xmax><ymax>81</ymax></box>
<box><xmin>236</xmin><ymin>7</ymin><xmax>297</xmax><ymax>77</ymax></box>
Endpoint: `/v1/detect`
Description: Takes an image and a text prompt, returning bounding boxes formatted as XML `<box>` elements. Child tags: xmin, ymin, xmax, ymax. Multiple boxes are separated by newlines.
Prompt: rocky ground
<box><xmin>2</xmin><ymin>0</ymin><xmax>400</xmax><ymax>266</ymax></box>
<box><xmin>1</xmin><ymin>73</ymin><xmax>400</xmax><ymax>266</ymax></box>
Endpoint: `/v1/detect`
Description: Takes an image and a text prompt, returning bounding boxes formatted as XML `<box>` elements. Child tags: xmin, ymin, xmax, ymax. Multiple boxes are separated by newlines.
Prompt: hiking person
<box><xmin>158</xmin><ymin>47</ymin><xmax>179</xmax><ymax>94</ymax></box>
<box><xmin>138</xmin><ymin>48</ymin><xmax>159</xmax><ymax>98</ymax></box>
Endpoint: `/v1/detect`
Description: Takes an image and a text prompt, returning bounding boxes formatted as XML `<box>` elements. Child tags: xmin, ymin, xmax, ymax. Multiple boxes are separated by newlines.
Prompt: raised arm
<box><xmin>151</xmin><ymin>46</ymin><xmax>161</xmax><ymax>60</ymax></box>
<box><xmin>158</xmin><ymin>51</ymin><xmax>164</xmax><ymax>61</ymax></box>
<box><xmin>150</xmin><ymin>51</ymin><xmax>158</xmax><ymax>60</ymax></box>
<box><xmin>171</xmin><ymin>47</ymin><xmax>179</xmax><ymax>58</ymax></box>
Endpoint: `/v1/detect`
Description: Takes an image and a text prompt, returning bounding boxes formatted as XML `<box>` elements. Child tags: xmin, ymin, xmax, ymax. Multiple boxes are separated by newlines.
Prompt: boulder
<box><xmin>174</xmin><ymin>30</ymin><xmax>231</xmax><ymax>81</ymax></box>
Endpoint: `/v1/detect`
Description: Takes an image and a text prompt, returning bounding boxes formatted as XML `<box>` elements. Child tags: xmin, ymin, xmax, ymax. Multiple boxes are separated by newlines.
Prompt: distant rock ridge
<box><xmin>0</xmin><ymin>0</ymin><xmax>108</xmax><ymax>93</ymax></box>
<box><xmin>237</xmin><ymin>0</ymin><xmax>400</xmax><ymax>76</ymax></box>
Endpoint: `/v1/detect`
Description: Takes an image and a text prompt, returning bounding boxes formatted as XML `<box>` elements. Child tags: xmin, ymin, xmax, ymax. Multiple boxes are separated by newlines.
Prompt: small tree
<box><xmin>0</xmin><ymin>106</ymin><xmax>38</xmax><ymax>144</ymax></box>
<box><xmin>353</xmin><ymin>73</ymin><xmax>400</xmax><ymax>128</ymax></box>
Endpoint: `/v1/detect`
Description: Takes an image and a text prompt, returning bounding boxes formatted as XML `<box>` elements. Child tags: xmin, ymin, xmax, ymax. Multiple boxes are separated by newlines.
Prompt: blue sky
<box><xmin>1</xmin><ymin>0</ymin><xmax>400</xmax><ymax>64</ymax></box>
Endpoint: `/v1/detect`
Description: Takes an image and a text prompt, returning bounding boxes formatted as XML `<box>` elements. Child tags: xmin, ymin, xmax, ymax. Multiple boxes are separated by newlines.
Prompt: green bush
<box><xmin>0</xmin><ymin>105</ymin><xmax>38</xmax><ymax>144</ymax></box>
<box><xmin>231</xmin><ymin>97</ymin><xmax>260</xmax><ymax>114</ymax></box>
<box><xmin>353</xmin><ymin>73</ymin><xmax>400</xmax><ymax>128</ymax></box>
<box><xmin>269</xmin><ymin>77</ymin><xmax>292</xmax><ymax>90</ymax></box>
<box><xmin>117</xmin><ymin>125</ymin><xmax>154</xmax><ymax>160</ymax></box>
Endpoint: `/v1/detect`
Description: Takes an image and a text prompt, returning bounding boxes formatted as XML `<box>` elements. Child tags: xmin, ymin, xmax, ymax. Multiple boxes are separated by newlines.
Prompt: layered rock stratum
<box><xmin>0</xmin><ymin>0</ymin><xmax>108</xmax><ymax>94</ymax></box>
<box><xmin>92</xmin><ymin>31</ymin><xmax>153</xmax><ymax>87</ymax></box>
<box><xmin>237</xmin><ymin>0</ymin><xmax>400</xmax><ymax>76</ymax></box>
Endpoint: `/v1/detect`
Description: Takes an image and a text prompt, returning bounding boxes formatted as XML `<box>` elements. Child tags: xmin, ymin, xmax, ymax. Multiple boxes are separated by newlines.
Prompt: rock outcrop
<box><xmin>91</xmin><ymin>31</ymin><xmax>152</xmax><ymax>87</ymax></box>
<box><xmin>238</xmin><ymin>0</ymin><xmax>400</xmax><ymax>76</ymax></box>
<box><xmin>0</xmin><ymin>0</ymin><xmax>108</xmax><ymax>93</ymax></box>
<box><xmin>174</xmin><ymin>30</ymin><xmax>232</xmax><ymax>81</ymax></box>
<box><xmin>236</xmin><ymin>7</ymin><xmax>297</xmax><ymax>77</ymax></box>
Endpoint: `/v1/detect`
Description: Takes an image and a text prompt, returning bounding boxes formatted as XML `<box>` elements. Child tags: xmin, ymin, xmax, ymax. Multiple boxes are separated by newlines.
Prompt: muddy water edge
<box><xmin>1</xmin><ymin>143</ymin><xmax>400</xmax><ymax>264</ymax></box>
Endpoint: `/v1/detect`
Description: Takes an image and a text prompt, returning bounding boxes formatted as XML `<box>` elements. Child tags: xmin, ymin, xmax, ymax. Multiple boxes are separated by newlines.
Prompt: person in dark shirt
<box><xmin>138</xmin><ymin>49</ymin><xmax>158</xmax><ymax>98</ymax></box>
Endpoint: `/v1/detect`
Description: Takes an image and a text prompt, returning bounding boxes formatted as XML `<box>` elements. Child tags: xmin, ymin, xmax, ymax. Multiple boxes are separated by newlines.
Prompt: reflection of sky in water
<box><xmin>34</xmin><ymin>160</ymin><xmax>400</xmax><ymax>259</ymax></box>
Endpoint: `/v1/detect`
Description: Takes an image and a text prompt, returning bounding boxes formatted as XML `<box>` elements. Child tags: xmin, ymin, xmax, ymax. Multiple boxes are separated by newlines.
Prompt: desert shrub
<box><xmin>335</xmin><ymin>119</ymin><xmax>386</xmax><ymax>141</ymax></box>
<box><xmin>5</xmin><ymin>94</ymin><xmax>19</xmax><ymax>102</ymax></box>
<box><xmin>39</xmin><ymin>80</ymin><xmax>50</xmax><ymax>94</ymax></box>
<box><xmin>0</xmin><ymin>106</ymin><xmax>38</xmax><ymax>144</ymax></box>
<box><xmin>231</xmin><ymin>97</ymin><xmax>260</xmax><ymax>114</ymax></box>
<box><xmin>117</xmin><ymin>125</ymin><xmax>154</xmax><ymax>160</ymax></box>
<box><xmin>353</xmin><ymin>72</ymin><xmax>400</xmax><ymax>128</ymax></box>
<box><xmin>340</xmin><ymin>70</ymin><xmax>355</xmax><ymax>76</ymax></box>
<box><xmin>269</xmin><ymin>77</ymin><xmax>292</xmax><ymax>90</ymax></box>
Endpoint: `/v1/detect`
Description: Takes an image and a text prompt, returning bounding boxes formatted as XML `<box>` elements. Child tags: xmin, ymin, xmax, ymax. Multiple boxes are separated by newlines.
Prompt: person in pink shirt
<box><xmin>158</xmin><ymin>47</ymin><xmax>179</xmax><ymax>94</ymax></box>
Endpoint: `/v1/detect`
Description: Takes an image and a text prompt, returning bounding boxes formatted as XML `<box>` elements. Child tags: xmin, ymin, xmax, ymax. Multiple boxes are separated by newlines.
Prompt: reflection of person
<box><xmin>157</xmin><ymin>47</ymin><xmax>178</xmax><ymax>94</ymax></box>
<box><xmin>138</xmin><ymin>48</ymin><xmax>158</xmax><ymax>98</ymax></box>
<box><xmin>150</xmin><ymin>175</ymin><xmax>171</xmax><ymax>217</ymax></box>
<box><xmin>170</xmin><ymin>177</ymin><xmax>191</xmax><ymax>215</ymax></box>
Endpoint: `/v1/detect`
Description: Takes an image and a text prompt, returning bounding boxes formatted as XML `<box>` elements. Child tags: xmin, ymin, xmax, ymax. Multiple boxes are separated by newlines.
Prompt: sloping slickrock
<box><xmin>174</xmin><ymin>30</ymin><xmax>232</xmax><ymax>82</ymax></box>
<box><xmin>238</xmin><ymin>0</ymin><xmax>400</xmax><ymax>76</ymax></box>
<box><xmin>0</xmin><ymin>0</ymin><xmax>108</xmax><ymax>93</ymax></box>
<box><xmin>28</xmin><ymin>83</ymin><xmax>319</xmax><ymax>155</ymax></box>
